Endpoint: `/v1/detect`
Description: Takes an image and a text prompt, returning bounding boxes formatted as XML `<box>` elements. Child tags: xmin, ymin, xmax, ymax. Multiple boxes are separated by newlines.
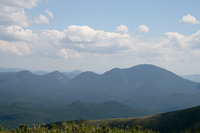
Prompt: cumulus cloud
<box><xmin>45</xmin><ymin>10</ymin><xmax>53</xmax><ymax>18</ymax></box>
<box><xmin>0</xmin><ymin>40</ymin><xmax>30</xmax><ymax>56</ymax></box>
<box><xmin>0</xmin><ymin>0</ymin><xmax>41</xmax><ymax>9</ymax></box>
<box><xmin>58</xmin><ymin>48</ymin><xmax>81</xmax><ymax>59</ymax></box>
<box><xmin>64</xmin><ymin>25</ymin><xmax>97</xmax><ymax>43</ymax></box>
<box><xmin>180</xmin><ymin>14</ymin><xmax>200</xmax><ymax>24</ymax></box>
<box><xmin>138</xmin><ymin>25</ymin><xmax>149</xmax><ymax>33</ymax></box>
<box><xmin>164</xmin><ymin>32</ymin><xmax>186</xmax><ymax>48</ymax></box>
<box><xmin>62</xmin><ymin>25</ymin><xmax>134</xmax><ymax>53</ymax></box>
<box><xmin>35</xmin><ymin>14</ymin><xmax>49</xmax><ymax>24</ymax></box>
<box><xmin>35</xmin><ymin>10</ymin><xmax>54</xmax><ymax>25</ymax></box>
<box><xmin>0</xmin><ymin>3</ymin><xmax>29</xmax><ymax>27</ymax></box>
<box><xmin>0</xmin><ymin>0</ymin><xmax>43</xmax><ymax>27</ymax></box>
<box><xmin>165</xmin><ymin>31</ymin><xmax>200</xmax><ymax>49</ymax></box>
<box><xmin>114</xmin><ymin>25</ymin><xmax>129</xmax><ymax>34</ymax></box>
<box><xmin>0</xmin><ymin>23</ymin><xmax>200</xmax><ymax>67</ymax></box>
<box><xmin>0</xmin><ymin>25</ymin><xmax>38</xmax><ymax>41</ymax></box>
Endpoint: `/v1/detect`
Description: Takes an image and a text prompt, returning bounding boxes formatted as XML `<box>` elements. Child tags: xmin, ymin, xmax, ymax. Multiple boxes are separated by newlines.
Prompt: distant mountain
<box><xmin>0</xmin><ymin>101</ymin><xmax>153</xmax><ymax>129</ymax></box>
<box><xmin>1</xmin><ymin>64</ymin><xmax>200</xmax><ymax>112</ymax></box>
<box><xmin>0</xmin><ymin>70</ymin><xmax>71</xmax><ymax>104</ymax></box>
<box><xmin>181</xmin><ymin>74</ymin><xmax>200</xmax><ymax>83</ymax></box>
<box><xmin>63</xmin><ymin>70</ymin><xmax>82</xmax><ymax>78</ymax></box>
<box><xmin>32</xmin><ymin>70</ymin><xmax>47</xmax><ymax>75</ymax></box>
<box><xmin>85</xmin><ymin>104</ymin><xmax>200</xmax><ymax>133</ymax></box>
<box><xmin>63</xmin><ymin>64</ymin><xmax>200</xmax><ymax>112</ymax></box>
<box><xmin>0</xmin><ymin>67</ymin><xmax>21</xmax><ymax>72</ymax></box>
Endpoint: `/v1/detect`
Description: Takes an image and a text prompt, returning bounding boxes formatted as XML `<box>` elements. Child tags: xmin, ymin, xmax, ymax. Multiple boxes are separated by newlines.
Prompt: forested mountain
<box><xmin>0</xmin><ymin>101</ymin><xmax>153</xmax><ymax>129</ymax></box>
<box><xmin>63</xmin><ymin>64</ymin><xmax>200</xmax><ymax>112</ymax></box>
<box><xmin>0</xmin><ymin>71</ymin><xmax>71</xmax><ymax>106</ymax></box>
<box><xmin>85</xmin><ymin>104</ymin><xmax>200</xmax><ymax>133</ymax></box>
<box><xmin>0</xmin><ymin>64</ymin><xmax>200</xmax><ymax>112</ymax></box>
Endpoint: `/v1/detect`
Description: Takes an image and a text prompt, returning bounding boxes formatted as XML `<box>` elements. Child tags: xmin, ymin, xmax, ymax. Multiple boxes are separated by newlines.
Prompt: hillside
<box><xmin>85</xmin><ymin>104</ymin><xmax>200</xmax><ymax>133</ymax></box>
<box><xmin>0</xmin><ymin>101</ymin><xmax>153</xmax><ymax>129</ymax></box>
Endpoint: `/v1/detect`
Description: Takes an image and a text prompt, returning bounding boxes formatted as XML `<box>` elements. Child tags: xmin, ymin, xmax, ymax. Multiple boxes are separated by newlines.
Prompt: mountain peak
<box><xmin>17</xmin><ymin>70</ymin><xmax>35</xmax><ymax>77</ymax></box>
<box><xmin>43</xmin><ymin>71</ymin><xmax>71</xmax><ymax>82</ymax></box>
<box><xmin>129</xmin><ymin>64</ymin><xmax>165</xmax><ymax>70</ymax></box>
<box><xmin>46</xmin><ymin>71</ymin><xmax>62</xmax><ymax>75</ymax></box>
<box><xmin>18</xmin><ymin>70</ymin><xmax>33</xmax><ymax>74</ymax></box>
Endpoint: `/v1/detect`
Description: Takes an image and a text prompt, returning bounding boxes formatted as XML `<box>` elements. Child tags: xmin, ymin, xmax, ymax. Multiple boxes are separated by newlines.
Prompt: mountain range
<box><xmin>62</xmin><ymin>64</ymin><xmax>200</xmax><ymax>111</ymax></box>
<box><xmin>0</xmin><ymin>64</ymin><xmax>200</xmax><ymax>112</ymax></box>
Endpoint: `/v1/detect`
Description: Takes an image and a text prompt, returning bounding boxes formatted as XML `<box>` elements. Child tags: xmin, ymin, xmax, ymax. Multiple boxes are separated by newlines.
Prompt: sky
<box><xmin>0</xmin><ymin>0</ymin><xmax>200</xmax><ymax>75</ymax></box>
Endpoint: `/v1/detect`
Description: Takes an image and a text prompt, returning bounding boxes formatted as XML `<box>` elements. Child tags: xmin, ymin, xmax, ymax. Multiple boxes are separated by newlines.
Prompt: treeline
<box><xmin>0</xmin><ymin>121</ymin><xmax>157</xmax><ymax>133</ymax></box>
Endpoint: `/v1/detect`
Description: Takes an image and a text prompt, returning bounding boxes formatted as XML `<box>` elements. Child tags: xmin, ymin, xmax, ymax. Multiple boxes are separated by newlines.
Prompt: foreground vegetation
<box><xmin>0</xmin><ymin>121</ymin><xmax>157</xmax><ymax>133</ymax></box>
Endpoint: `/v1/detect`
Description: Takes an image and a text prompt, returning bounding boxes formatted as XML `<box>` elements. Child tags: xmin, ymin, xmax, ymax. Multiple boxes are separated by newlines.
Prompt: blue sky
<box><xmin>0</xmin><ymin>0</ymin><xmax>200</xmax><ymax>74</ymax></box>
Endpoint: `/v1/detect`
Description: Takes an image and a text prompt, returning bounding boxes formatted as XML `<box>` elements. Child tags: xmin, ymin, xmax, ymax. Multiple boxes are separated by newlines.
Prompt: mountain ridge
<box><xmin>63</xmin><ymin>64</ymin><xmax>200</xmax><ymax>111</ymax></box>
<box><xmin>0</xmin><ymin>64</ymin><xmax>200</xmax><ymax>112</ymax></box>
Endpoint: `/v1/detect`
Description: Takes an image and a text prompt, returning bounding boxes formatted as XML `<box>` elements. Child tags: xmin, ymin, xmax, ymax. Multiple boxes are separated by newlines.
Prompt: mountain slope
<box><xmin>63</xmin><ymin>64</ymin><xmax>200</xmax><ymax>111</ymax></box>
<box><xmin>181</xmin><ymin>74</ymin><xmax>200</xmax><ymax>83</ymax></box>
<box><xmin>87</xmin><ymin>104</ymin><xmax>200</xmax><ymax>133</ymax></box>
<box><xmin>0</xmin><ymin>101</ymin><xmax>153</xmax><ymax>129</ymax></box>
<box><xmin>63</xmin><ymin>70</ymin><xmax>82</xmax><ymax>78</ymax></box>
<box><xmin>0</xmin><ymin>71</ymin><xmax>71</xmax><ymax>103</ymax></box>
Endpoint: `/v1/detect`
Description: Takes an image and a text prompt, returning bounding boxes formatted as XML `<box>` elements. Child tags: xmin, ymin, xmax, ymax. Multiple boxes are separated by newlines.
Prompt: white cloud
<box><xmin>0</xmin><ymin>23</ymin><xmax>200</xmax><ymax>71</ymax></box>
<box><xmin>0</xmin><ymin>25</ymin><xmax>38</xmax><ymax>42</ymax></box>
<box><xmin>138</xmin><ymin>25</ymin><xmax>149</xmax><ymax>33</ymax></box>
<box><xmin>0</xmin><ymin>3</ymin><xmax>29</xmax><ymax>27</ymax></box>
<box><xmin>35</xmin><ymin>14</ymin><xmax>49</xmax><ymax>24</ymax></box>
<box><xmin>164</xmin><ymin>32</ymin><xmax>186</xmax><ymax>48</ymax></box>
<box><xmin>62</xmin><ymin>25</ymin><xmax>134</xmax><ymax>53</ymax></box>
<box><xmin>64</xmin><ymin>25</ymin><xmax>97</xmax><ymax>43</ymax></box>
<box><xmin>0</xmin><ymin>0</ymin><xmax>42</xmax><ymax>9</ymax></box>
<box><xmin>45</xmin><ymin>10</ymin><xmax>53</xmax><ymax>18</ymax></box>
<box><xmin>180</xmin><ymin>14</ymin><xmax>200</xmax><ymax>24</ymax></box>
<box><xmin>58</xmin><ymin>48</ymin><xmax>81</xmax><ymax>59</ymax></box>
<box><xmin>114</xmin><ymin>25</ymin><xmax>129</xmax><ymax>34</ymax></box>
<box><xmin>0</xmin><ymin>40</ymin><xmax>30</xmax><ymax>56</ymax></box>
<box><xmin>0</xmin><ymin>0</ymin><xmax>48</xmax><ymax>27</ymax></box>
<box><xmin>165</xmin><ymin>31</ymin><xmax>200</xmax><ymax>49</ymax></box>
<box><xmin>40</xmin><ymin>30</ymin><xmax>65</xmax><ymax>43</ymax></box>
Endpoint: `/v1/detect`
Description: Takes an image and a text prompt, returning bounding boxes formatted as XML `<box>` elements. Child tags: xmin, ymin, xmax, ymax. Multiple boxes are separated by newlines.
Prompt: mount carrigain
<box><xmin>0</xmin><ymin>64</ymin><xmax>200</xmax><ymax>111</ymax></box>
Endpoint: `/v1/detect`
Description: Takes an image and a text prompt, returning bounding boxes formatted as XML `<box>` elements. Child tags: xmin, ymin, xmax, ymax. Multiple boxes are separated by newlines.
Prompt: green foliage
<box><xmin>0</xmin><ymin>121</ymin><xmax>157</xmax><ymax>133</ymax></box>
